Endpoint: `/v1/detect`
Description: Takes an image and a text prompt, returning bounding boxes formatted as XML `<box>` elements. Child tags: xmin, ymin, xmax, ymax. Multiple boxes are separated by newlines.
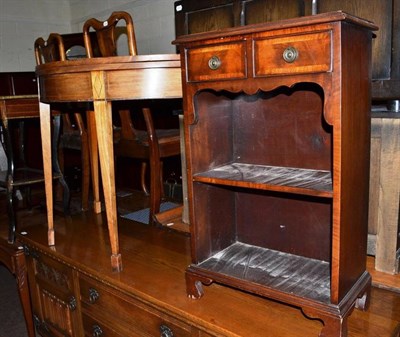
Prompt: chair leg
<box><xmin>55</xmin><ymin>139</ymin><xmax>65</xmax><ymax>202</ymax></box>
<box><xmin>142</xmin><ymin>107</ymin><xmax>162</xmax><ymax>225</ymax></box>
<box><xmin>149</xmin><ymin>164</ymin><xmax>162</xmax><ymax>225</ymax></box>
<box><xmin>140</xmin><ymin>162</ymin><xmax>149</xmax><ymax>195</ymax></box>
<box><xmin>7</xmin><ymin>185</ymin><xmax>16</xmax><ymax>243</ymax></box>
<box><xmin>2</xmin><ymin>120</ymin><xmax>17</xmax><ymax>243</ymax></box>
<box><xmin>81</xmin><ymin>135</ymin><xmax>90</xmax><ymax>211</ymax></box>
<box><xmin>141</xmin><ymin>161</ymin><xmax>165</xmax><ymax>198</ymax></box>
<box><xmin>160</xmin><ymin>161</ymin><xmax>164</xmax><ymax>198</ymax></box>
<box><xmin>24</xmin><ymin>186</ymin><xmax>32</xmax><ymax>209</ymax></box>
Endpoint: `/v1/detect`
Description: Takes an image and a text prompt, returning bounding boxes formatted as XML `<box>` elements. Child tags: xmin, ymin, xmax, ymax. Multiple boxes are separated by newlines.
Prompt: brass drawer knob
<box><xmin>208</xmin><ymin>56</ymin><xmax>221</xmax><ymax>70</ymax></box>
<box><xmin>89</xmin><ymin>288</ymin><xmax>100</xmax><ymax>304</ymax></box>
<box><xmin>160</xmin><ymin>324</ymin><xmax>174</xmax><ymax>337</ymax></box>
<box><xmin>283</xmin><ymin>46</ymin><xmax>298</xmax><ymax>63</ymax></box>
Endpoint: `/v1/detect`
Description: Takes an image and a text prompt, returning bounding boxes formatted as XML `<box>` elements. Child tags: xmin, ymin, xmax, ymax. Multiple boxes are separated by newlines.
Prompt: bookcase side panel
<box><xmin>334</xmin><ymin>22</ymin><xmax>373</xmax><ymax>302</ymax></box>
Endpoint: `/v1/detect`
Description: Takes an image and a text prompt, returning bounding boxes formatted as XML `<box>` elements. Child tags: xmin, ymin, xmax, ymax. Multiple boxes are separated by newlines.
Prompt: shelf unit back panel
<box><xmin>193</xmin><ymin>183</ymin><xmax>332</xmax><ymax>262</ymax></box>
<box><xmin>191</xmin><ymin>85</ymin><xmax>331</xmax><ymax>174</ymax></box>
<box><xmin>235</xmin><ymin>190</ymin><xmax>331</xmax><ymax>260</ymax></box>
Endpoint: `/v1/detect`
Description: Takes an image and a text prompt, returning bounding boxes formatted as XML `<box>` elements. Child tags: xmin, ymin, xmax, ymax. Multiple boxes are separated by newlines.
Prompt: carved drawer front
<box><xmin>79</xmin><ymin>275</ymin><xmax>193</xmax><ymax>337</ymax></box>
<box><xmin>253</xmin><ymin>31</ymin><xmax>332</xmax><ymax>76</ymax></box>
<box><xmin>186</xmin><ymin>42</ymin><xmax>247</xmax><ymax>82</ymax></box>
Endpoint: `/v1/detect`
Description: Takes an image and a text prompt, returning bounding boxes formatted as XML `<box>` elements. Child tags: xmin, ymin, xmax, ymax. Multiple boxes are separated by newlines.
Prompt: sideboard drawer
<box><xmin>79</xmin><ymin>275</ymin><xmax>193</xmax><ymax>337</ymax></box>
<box><xmin>254</xmin><ymin>31</ymin><xmax>332</xmax><ymax>76</ymax></box>
<box><xmin>82</xmin><ymin>313</ymin><xmax>125</xmax><ymax>337</ymax></box>
<box><xmin>186</xmin><ymin>42</ymin><xmax>247</xmax><ymax>82</ymax></box>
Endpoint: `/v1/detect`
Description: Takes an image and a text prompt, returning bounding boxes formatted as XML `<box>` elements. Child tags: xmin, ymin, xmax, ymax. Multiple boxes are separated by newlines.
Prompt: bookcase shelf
<box><xmin>194</xmin><ymin>163</ymin><xmax>333</xmax><ymax>197</ymax></box>
<box><xmin>194</xmin><ymin>242</ymin><xmax>331</xmax><ymax>303</ymax></box>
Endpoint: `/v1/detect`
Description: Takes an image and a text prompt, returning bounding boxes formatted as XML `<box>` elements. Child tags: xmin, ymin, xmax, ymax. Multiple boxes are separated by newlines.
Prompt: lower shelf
<box><xmin>197</xmin><ymin>242</ymin><xmax>331</xmax><ymax>303</ymax></box>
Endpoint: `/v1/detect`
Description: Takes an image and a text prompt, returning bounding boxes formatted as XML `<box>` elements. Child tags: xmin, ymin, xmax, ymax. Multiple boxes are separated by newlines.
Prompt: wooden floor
<box><xmin>1</xmin><ymin>187</ymin><xmax>400</xmax><ymax>337</ymax></box>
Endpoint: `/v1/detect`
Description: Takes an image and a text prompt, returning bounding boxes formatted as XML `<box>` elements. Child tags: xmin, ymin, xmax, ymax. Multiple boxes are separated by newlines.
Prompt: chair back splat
<box><xmin>83</xmin><ymin>11</ymin><xmax>137</xmax><ymax>57</ymax></box>
<box><xmin>34</xmin><ymin>33</ymin><xmax>66</xmax><ymax>64</ymax></box>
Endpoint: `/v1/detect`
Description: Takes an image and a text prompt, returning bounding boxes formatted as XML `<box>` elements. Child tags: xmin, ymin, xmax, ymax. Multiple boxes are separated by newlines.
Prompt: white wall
<box><xmin>0</xmin><ymin>0</ymin><xmax>176</xmax><ymax>72</ymax></box>
<box><xmin>69</xmin><ymin>0</ymin><xmax>177</xmax><ymax>56</ymax></box>
<box><xmin>0</xmin><ymin>0</ymin><xmax>71</xmax><ymax>72</ymax></box>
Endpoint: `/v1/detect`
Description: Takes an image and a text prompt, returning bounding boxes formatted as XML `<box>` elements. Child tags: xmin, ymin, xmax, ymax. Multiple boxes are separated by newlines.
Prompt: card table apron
<box><xmin>35</xmin><ymin>54</ymin><xmax>182</xmax><ymax>272</ymax></box>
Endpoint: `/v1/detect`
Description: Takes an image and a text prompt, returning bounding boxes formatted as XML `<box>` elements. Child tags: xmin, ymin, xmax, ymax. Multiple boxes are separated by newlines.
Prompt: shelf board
<box><xmin>193</xmin><ymin>163</ymin><xmax>332</xmax><ymax>197</ymax></box>
<box><xmin>197</xmin><ymin>242</ymin><xmax>331</xmax><ymax>303</ymax></box>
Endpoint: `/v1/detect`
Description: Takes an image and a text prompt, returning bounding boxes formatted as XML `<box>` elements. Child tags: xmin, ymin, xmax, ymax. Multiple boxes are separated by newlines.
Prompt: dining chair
<box><xmin>83</xmin><ymin>11</ymin><xmax>181</xmax><ymax>224</ymax></box>
<box><xmin>34</xmin><ymin>33</ymin><xmax>90</xmax><ymax>210</ymax></box>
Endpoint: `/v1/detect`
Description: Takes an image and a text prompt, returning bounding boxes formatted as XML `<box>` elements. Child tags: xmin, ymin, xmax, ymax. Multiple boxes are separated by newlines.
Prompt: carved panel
<box><xmin>34</xmin><ymin>258</ymin><xmax>70</xmax><ymax>290</ymax></box>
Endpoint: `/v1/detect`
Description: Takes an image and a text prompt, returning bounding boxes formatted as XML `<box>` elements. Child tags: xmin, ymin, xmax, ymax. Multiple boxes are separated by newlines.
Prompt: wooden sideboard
<box><xmin>16</xmin><ymin>213</ymin><xmax>399</xmax><ymax>337</ymax></box>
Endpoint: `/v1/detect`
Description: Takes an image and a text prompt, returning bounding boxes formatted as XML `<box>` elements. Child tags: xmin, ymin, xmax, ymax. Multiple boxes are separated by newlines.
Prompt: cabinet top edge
<box><xmin>172</xmin><ymin>11</ymin><xmax>378</xmax><ymax>45</ymax></box>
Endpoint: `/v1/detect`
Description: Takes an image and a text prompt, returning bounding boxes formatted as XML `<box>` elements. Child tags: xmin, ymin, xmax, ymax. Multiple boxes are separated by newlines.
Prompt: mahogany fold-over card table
<box><xmin>35</xmin><ymin>55</ymin><xmax>182</xmax><ymax>271</ymax></box>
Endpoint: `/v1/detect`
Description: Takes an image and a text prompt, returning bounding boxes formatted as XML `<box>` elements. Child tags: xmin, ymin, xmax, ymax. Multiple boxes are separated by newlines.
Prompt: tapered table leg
<box><xmin>91</xmin><ymin>70</ymin><xmax>121</xmax><ymax>272</ymax></box>
<box><xmin>39</xmin><ymin>102</ymin><xmax>54</xmax><ymax>246</ymax></box>
<box><xmin>86</xmin><ymin>110</ymin><xmax>101</xmax><ymax>214</ymax></box>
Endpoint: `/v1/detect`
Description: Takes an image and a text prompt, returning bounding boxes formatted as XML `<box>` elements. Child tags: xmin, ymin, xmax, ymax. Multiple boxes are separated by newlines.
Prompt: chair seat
<box><xmin>60</xmin><ymin>131</ymin><xmax>83</xmax><ymax>150</ymax></box>
<box><xmin>114</xmin><ymin>129</ymin><xmax>180</xmax><ymax>143</ymax></box>
<box><xmin>114</xmin><ymin>129</ymin><xmax>180</xmax><ymax>159</ymax></box>
<box><xmin>136</xmin><ymin>129</ymin><xmax>180</xmax><ymax>145</ymax></box>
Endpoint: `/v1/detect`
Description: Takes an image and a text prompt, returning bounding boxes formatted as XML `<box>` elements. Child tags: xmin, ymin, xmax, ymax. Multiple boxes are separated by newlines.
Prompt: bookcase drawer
<box><xmin>186</xmin><ymin>41</ymin><xmax>247</xmax><ymax>82</ymax></box>
<box><xmin>253</xmin><ymin>31</ymin><xmax>332</xmax><ymax>76</ymax></box>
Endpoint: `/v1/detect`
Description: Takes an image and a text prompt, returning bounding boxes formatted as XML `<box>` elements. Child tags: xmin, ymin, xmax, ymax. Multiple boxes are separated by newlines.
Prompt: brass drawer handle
<box><xmin>89</xmin><ymin>288</ymin><xmax>100</xmax><ymax>304</ymax></box>
<box><xmin>68</xmin><ymin>296</ymin><xmax>77</xmax><ymax>311</ymax></box>
<box><xmin>160</xmin><ymin>324</ymin><xmax>174</xmax><ymax>337</ymax></box>
<box><xmin>208</xmin><ymin>56</ymin><xmax>221</xmax><ymax>70</ymax></box>
<box><xmin>283</xmin><ymin>46</ymin><xmax>298</xmax><ymax>63</ymax></box>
